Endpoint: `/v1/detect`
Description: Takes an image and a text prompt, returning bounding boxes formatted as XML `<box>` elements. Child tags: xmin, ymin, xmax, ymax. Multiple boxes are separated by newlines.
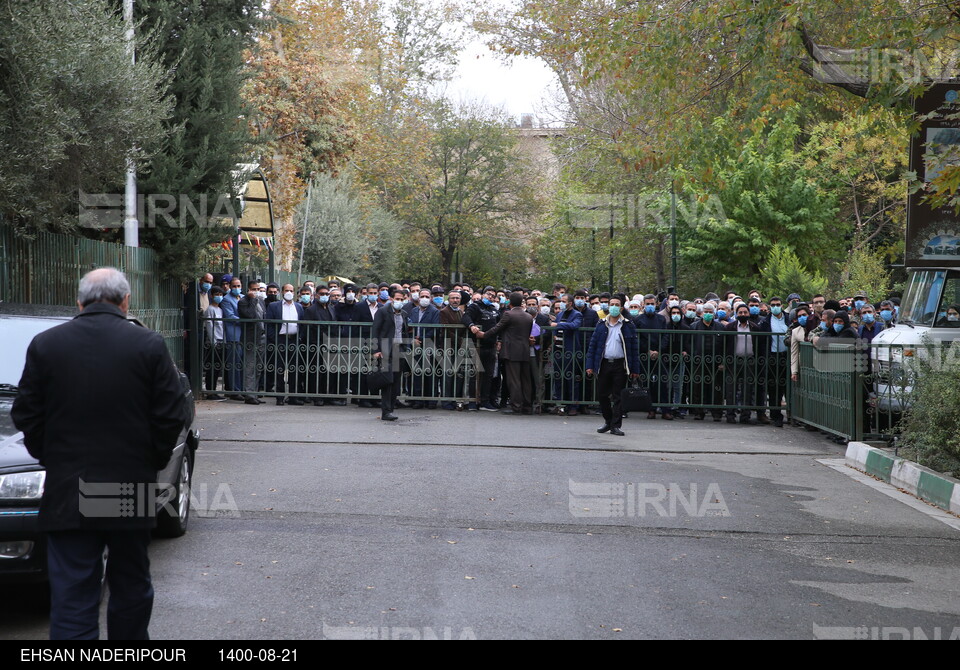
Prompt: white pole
<box><xmin>297</xmin><ymin>175</ymin><xmax>315</xmax><ymax>286</ymax></box>
<box><xmin>123</xmin><ymin>0</ymin><xmax>139</xmax><ymax>247</ymax></box>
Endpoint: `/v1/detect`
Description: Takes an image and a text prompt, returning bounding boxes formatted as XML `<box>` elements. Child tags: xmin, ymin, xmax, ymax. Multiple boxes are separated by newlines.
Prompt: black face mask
<box><xmin>737</xmin><ymin>314</ymin><xmax>749</xmax><ymax>323</ymax></box>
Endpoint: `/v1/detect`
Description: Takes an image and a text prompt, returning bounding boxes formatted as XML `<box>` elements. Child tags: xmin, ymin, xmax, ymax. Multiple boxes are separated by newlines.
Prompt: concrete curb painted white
<box><xmin>846</xmin><ymin>442</ymin><xmax>960</xmax><ymax>517</ymax></box>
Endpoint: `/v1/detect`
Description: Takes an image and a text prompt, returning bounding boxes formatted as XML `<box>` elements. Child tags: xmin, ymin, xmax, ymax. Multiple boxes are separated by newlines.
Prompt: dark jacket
<box><xmin>237</xmin><ymin>294</ymin><xmax>265</xmax><ymax>342</ymax></box>
<box><xmin>462</xmin><ymin>301</ymin><xmax>500</xmax><ymax>348</ymax></box>
<box><xmin>372</xmin><ymin>304</ymin><xmax>410</xmax><ymax>365</ymax></box>
<box><xmin>265</xmin><ymin>300</ymin><xmax>305</xmax><ymax>344</ymax></box>
<box><xmin>12</xmin><ymin>303</ymin><xmax>185</xmax><ymax>531</ymax></box>
<box><xmin>821</xmin><ymin>310</ymin><xmax>858</xmax><ymax>339</ymax></box>
<box><xmin>585</xmin><ymin>317</ymin><xmax>642</xmax><ymax>375</ymax></box>
<box><xmin>483</xmin><ymin>306</ymin><xmax>535</xmax><ymax>361</ymax></box>
<box><xmin>577</xmin><ymin>306</ymin><xmax>599</xmax><ymax>330</ymax></box>
<box><xmin>553</xmin><ymin>307</ymin><xmax>584</xmax><ymax>353</ymax></box>
<box><xmin>408</xmin><ymin>304</ymin><xmax>441</xmax><ymax>343</ymax></box>
<box><xmin>723</xmin><ymin>318</ymin><xmax>763</xmax><ymax>357</ymax></box>
<box><xmin>632</xmin><ymin>311</ymin><xmax>667</xmax><ymax>355</ymax></box>
<box><xmin>690</xmin><ymin>318</ymin><xmax>726</xmax><ymax>360</ymax></box>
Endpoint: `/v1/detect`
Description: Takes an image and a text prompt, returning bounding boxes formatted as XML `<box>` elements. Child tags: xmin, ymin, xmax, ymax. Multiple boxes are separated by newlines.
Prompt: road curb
<box><xmin>846</xmin><ymin>442</ymin><xmax>960</xmax><ymax>516</ymax></box>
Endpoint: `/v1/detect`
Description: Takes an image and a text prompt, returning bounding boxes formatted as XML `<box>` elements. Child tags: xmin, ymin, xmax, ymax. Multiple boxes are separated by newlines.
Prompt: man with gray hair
<box><xmin>12</xmin><ymin>267</ymin><xmax>185</xmax><ymax>640</ymax></box>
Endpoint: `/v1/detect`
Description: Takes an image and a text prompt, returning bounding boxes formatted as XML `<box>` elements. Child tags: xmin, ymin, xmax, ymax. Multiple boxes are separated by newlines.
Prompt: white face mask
<box><xmin>283</xmin><ymin>291</ymin><xmax>294</xmax><ymax>302</ymax></box>
<box><xmin>669</xmin><ymin>300</ymin><xmax>679</xmax><ymax>308</ymax></box>
<box><xmin>491</xmin><ymin>302</ymin><xmax>500</xmax><ymax>311</ymax></box>
<box><xmin>419</xmin><ymin>297</ymin><xmax>430</xmax><ymax>308</ymax></box>
<box><xmin>257</xmin><ymin>291</ymin><xmax>266</xmax><ymax>300</ymax></box>
<box><xmin>540</xmin><ymin>305</ymin><xmax>551</xmax><ymax>315</ymax></box>
<box><xmin>592</xmin><ymin>304</ymin><xmax>601</xmax><ymax>312</ymax></box>
<box><xmin>345</xmin><ymin>292</ymin><xmax>355</xmax><ymax>301</ymax></box>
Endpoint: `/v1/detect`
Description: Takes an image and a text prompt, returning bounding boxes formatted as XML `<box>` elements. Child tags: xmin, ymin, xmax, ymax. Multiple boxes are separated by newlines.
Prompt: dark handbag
<box><xmin>366</xmin><ymin>361</ymin><xmax>394</xmax><ymax>393</ymax></box>
<box><xmin>620</xmin><ymin>382</ymin><xmax>652</xmax><ymax>413</ymax></box>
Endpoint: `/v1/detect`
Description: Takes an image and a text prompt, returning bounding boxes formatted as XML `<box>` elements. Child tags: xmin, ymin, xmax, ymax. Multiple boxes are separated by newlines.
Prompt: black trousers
<box><xmin>47</xmin><ymin>529</ymin><xmax>153</xmax><ymax>640</ymax></box>
<box><xmin>766</xmin><ymin>351</ymin><xmax>790</xmax><ymax>419</ymax></box>
<box><xmin>597</xmin><ymin>358</ymin><xmax>628</xmax><ymax>428</ymax></box>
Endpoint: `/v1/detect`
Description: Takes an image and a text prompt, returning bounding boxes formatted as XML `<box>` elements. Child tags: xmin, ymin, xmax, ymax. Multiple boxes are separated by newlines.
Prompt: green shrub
<box><xmin>897</xmin><ymin>345</ymin><xmax>960</xmax><ymax>477</ymax></box>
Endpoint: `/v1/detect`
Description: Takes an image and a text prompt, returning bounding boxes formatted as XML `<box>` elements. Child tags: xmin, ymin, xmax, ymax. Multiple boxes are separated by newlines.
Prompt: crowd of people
<box><xmin>194</xmin><ymin>272</ymin><xmax>930</xmax><ymax>432</ymax></box>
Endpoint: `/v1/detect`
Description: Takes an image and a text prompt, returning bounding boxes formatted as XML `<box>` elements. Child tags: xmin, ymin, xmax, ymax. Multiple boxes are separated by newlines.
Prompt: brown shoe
<box><xmin>662</xmin><ymin>412</ymin><xmax>674</xmax><ymax>421</ymax></box>
<box><xmin>647</xmin><ymin>411</ymin><xmax>657</xmax><ymax>420</ymax></box>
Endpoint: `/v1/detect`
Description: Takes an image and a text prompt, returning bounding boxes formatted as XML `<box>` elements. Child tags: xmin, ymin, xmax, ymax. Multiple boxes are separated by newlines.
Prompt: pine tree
<box><xmin>131</xmin><ymin>0</ymin><xmax>263</xmax><ymax>280</ymax></box>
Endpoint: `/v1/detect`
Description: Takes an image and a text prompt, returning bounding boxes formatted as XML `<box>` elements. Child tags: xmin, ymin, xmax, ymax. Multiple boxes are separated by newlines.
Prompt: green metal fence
<box><xmin>0</xmin><ymin>226</ymin><xmax>185</xmax><ymax>368</ymax></box>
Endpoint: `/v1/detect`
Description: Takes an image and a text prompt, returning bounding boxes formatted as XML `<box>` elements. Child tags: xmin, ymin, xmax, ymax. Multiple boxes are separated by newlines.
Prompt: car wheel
<box><xmin>155</xmin><ymin>452</ymin><xmax>192</xmax><ymax>538</ymax></box>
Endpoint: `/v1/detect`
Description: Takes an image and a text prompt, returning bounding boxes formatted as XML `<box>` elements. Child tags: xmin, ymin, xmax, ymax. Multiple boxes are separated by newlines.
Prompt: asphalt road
<box><xmin>5</xmin><ymin>401</ymin><xmax>960</xmax><ymax>640</ymax></box>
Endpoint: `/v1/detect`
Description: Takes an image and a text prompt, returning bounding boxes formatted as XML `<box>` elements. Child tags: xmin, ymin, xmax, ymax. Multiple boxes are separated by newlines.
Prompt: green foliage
<box><xmin>132</xmin><ymin>0</ymin><xmax>264</xmax><ymax>281</ymax></box>
<box><xmin>0</xmin><ymin>0</ymin><xmax>170</xmax><ymax>232</ymax></box>
<box><xmin>898</xmin><ymin>344</ymin><xmax>960</xmax><ymax>477</ymax></box>
<box><xmin>297</xmin><ymin>172</ymin><xmax>399</xmax><ymax>282</ymax></box>
<box><xmin>678</xmin><ymin>115</ymin><xmax>842</xmax><ymax>290</ymax></box>
<box><xmin>386</xmin><ymin>100</ymin><xmax>543</xmax><ymax>281</ymax></box>
<box><xmin>758</xmin><ymin>243</ymin><xmax>828</xmax><ymax>301</ymax></box>
<box><xmin>838</xmin><ymin>246</ymin><xmax>893</xmax><ymax>302</ymax></box>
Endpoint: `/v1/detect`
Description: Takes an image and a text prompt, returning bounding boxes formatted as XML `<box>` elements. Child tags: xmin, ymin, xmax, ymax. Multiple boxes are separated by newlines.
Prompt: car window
<box><xmin>0</xmin><ymin>316</ymin><xmax>68</xmax><ymax>386</ymax></box>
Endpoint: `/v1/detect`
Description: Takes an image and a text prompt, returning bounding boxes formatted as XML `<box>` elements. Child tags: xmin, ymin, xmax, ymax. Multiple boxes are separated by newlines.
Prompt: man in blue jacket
<box><xmin>221</xmin><ymin>275</ymin><xmax>244</xmax><ymax>398</ymax></box>
<box><xmin>585</xmin><ymin>295</ymin><xmax>641</xmax><ymax>436</ymax></box>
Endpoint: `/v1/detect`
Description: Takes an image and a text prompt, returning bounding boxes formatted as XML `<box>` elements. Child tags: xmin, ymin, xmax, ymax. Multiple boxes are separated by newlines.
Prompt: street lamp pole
<box><xmin>670</xmin><ymin>182</ymin><xmax>678</xmax><ymax>291</ymax></box>
<box><xmin>123</xmin><ymin>0</ymin><xmax>138</xmax><ymax>248</ymax></box>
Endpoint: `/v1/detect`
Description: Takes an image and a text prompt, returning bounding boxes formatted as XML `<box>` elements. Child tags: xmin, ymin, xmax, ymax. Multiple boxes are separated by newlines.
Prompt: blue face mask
<box><xmin>798</xmin><ymin>315</ymin><xmax>808</xmax><ymax>327</ymax></box>
<box><xmin>318</xmin><ymin>295</ymin><xmax>330</xmax><ymax>304</ymax></box>
<box><xmin>833</xmin><ymin>323</ymin><xmax>844</xmax><ymax>333</ymax></box>
<box><xmin>749</xmin><ymin>306</ymin><xmax>760</xmax><ymax>316</ymax></box>
<box><xmin>855</xmin><ymin>300</ymin><xmax>865</xmax><ymax>311</ymax></box>
<box><xmin>716</xmin><ymin>310</ymin><xmax>727</xmax><ymax>320</ymax></box>
<box><xmin>393</xmin><ymin>300</ymin><xmax>404</xmax><ymax>311</ymax></box>
<box><xmin>482</xmin><ymin>298</ymin><xmax>492</xmax><ymax>306</ymax></box>
<box><xmin>862</xmin><ymin>313</ymin><xmax>875</xmax><ymax>323</ymax></box>
<box><xmin>671</xmin><ymin>314</ymin><xmax>682</xmax><ymax>323</ymax></box>
<box><xmin>212</xmin><ymin>295</ymin><xmax>223</xmax><ymax>304</ymax></box>
<box><xmin>300</xmin><ymin>295</ymin><xmax>312</xmax><ymax>304</ymax></box>
<box><xmin>433</xmin><ymin>296</ymin><xmax>444</xmax><ymax>306</ymax></box>
<box><xmin>230</xmin><ymin>287</ymin><xmax>242</xmax><ymax>297</ymax></box>
<box><xmin>574</xmin><ymin>299</ymin><xmax>586</xmax><ymax>309</ymax></box>
<box><xmin>771</xmin><ymin>306</ymin><xmax>782</xmax><ymax>316</ymax></box>
<box><xmin>379</xmin><ymin>290</ymin><xmax>389</xmax><ymax>300</ymax></box>
<box><xmin>644</xmin><ymin>305</ymin><xmax>656</xmax><ymax>315</ymax></box>
<box><xmin>608</xmin><ymin>306</ymin><xmax>621</xmax><ymax>318</ymax></box>
<box><xmin>201</xmin><ymin>282</ymin><xmax>212</xmax><ymax>292</ymax></box>
<box><xmin>629</xmin><ymin>309</ymin><xmax>640</xmax><ymax>317</ymax></box>
<box><xmin>601</xmin><ymin>302</ymin><xmax>609</xmax><ymax>311</ymax></box>
<box><xmin>366</xmin><ymin>294</ymin><xmax>377</xmax><ymax>303</ymax></box>
<box><xmin>880</xmin><ymin>309</ymin><xmax>893</xmax><ymax>321</ymax></box>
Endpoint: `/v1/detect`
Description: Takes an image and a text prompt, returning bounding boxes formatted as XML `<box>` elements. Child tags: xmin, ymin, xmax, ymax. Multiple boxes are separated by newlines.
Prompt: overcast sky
<box><xmin>437</xmin><ymin>34</ymin><xmax>561</xmax><ymax>125</ymax></box>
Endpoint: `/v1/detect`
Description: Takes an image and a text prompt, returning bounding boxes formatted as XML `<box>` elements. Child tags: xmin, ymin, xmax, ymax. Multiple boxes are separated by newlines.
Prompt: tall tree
<box><xmin>387</xmin><ymin>101</ymin><xmax>543</xmax><ymax>282</ymax></box>
<box><xmin>0</xmin><ymin>0</ymin><xmax>169</xmax><ymax>232</ymax></box>
<box><xmin>678</xmin><ymin>114</ymin><xmax>841</xmax><ymax>289</ymax></box>
<box><xmin>132</xmin><ymin>0</ymin><xmax>264</xmax><ymax>280</ymax></box>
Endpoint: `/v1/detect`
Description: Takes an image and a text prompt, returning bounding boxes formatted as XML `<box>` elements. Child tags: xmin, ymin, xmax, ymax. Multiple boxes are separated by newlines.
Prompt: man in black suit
<box><xmin>372</xmin><ymin>287</ymin><xmax>410</xmax><ymax>420</ymax></box>
<box><xmin>478</xmin><ymin>292</ymin><xmax>535</xmax><ymax>414</ymax></box>
<box><xmin>12</xmin><ymin>268</ymin><xmax>184</xmax><ymax>640</ymax></box>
